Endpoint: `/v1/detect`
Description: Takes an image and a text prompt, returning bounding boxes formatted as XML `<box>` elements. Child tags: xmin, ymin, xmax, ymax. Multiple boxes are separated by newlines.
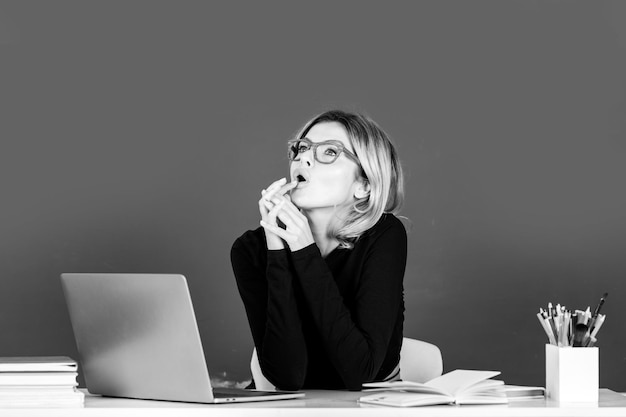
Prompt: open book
<box><xmin>359</xmin><ymin>370</ymin><xmax>507</xmax><ymax>407</ymax></box>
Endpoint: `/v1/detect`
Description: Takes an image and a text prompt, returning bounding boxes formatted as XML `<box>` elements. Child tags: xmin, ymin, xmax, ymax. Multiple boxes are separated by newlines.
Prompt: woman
<box><xmin>231</xmin><ymin>110</ymin><xmax>406</xmax><ymax>391</ymax></box>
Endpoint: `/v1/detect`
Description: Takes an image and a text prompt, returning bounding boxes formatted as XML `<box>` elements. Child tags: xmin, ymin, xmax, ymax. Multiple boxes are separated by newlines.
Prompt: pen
<box><xmin>538</xmin><ymin>300</ymin><xmax>607</xmax><ymax>347</ymax></box>
<box><xmin>589</xmin><ymin>314</ymin><xmax>606</xmax><ymax>340</ymax></box>
<box><xmin>560</xmin><ymin>311</ymin><xmax>571</xmax><ymax>347</ymax></box>
<box><xmin>537</xmin><ymin>312</ymin><xmax>557</xmax><ymax>345</ymax></box>
<box><xmin>587</xmin><ymin>336</ymin><xmax>597</xmax><ymax>347</ymax></box>
<box><xmin>547</xmin><ymin>315</ymin><xmax>559</xmax><ymax>344</ymax></box>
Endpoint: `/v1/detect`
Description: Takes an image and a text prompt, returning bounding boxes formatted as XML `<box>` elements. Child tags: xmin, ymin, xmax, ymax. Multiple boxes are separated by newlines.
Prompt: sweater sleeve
<box><xmin>231</xmin><ymin>233</ymin><xmax>307</xmax><ymax>390</ymax></box>
<box><xmin>289</xmin><ymin>217</ymin><xmax>407</xmax><ymax>390</ymax></box>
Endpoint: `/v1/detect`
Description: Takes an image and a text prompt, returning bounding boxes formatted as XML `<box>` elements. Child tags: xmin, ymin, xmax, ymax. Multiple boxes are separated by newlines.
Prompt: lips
<box><xmin>292</xmin><ymin>169</ymin><xmax>309</xmax><ymax>185</ymax></box>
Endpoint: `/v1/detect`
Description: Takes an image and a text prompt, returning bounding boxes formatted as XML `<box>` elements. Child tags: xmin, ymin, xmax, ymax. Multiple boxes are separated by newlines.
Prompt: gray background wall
<box><xmin>1</xmin><ymin>1</ymin><xmax>625</xmax><ymax>390</ymax></box>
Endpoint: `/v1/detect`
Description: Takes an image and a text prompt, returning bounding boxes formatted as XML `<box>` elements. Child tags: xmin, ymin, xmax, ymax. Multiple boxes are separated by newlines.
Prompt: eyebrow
<box><xmin>302</xmin><ymin>137</ymin><xmax>349</xmax><ymax>147</ymax></box>
<box><xmin>302</xmin><ymin>137</ymin><xmax>340</xmax><ymax>142</ymax></box>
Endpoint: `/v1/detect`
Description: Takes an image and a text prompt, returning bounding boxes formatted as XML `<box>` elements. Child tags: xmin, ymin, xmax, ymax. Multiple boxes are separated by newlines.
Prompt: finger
<box><xmin>269</xmin><ymin>203</ymin><xmax>302</xmax><ymax>233</ymax></box>
<box><xmin>272</xmin><ymin>196</ymin><xmax>301</xmax><ymax>217</ymax></box>
<box><xmin>261</xmin><ymin>178</ymin><xmax>287</xmax><ymax>198</ymax></box>
<box><xmin>277</xmin><ymin>179</ymin><xmax>298</xmax><ymax>195</ymax></box>
<box><xmin>259</xmin><ymin>193</ymin><xmax>276</xmax><ymax>214</ymax></box>
<box><xmin>267</xmin><ymin>177</ymin><xmax>288</xmax><ymax>191</ymax></box>
<box><xmin>275</xmin><ymin>206</ymin><xmax>304</xmax><ymax>232</ymax></box>
<box><xmin>261</xmin><ymin>185</ymin><xmax>283</xmax><ymax>203</ymax></box>
<box><xmin>265</xmin><ymin>199</ymin><xmax>285</xmax><ymax>225</ymax></box>
<box><xmin>264</xmin><ymin>179</ymin><xmax>297</xmax><ymax>201</ymax></box>
<box><xmin>269</xmin><ymin>190</ymin><xmax>297</xmax><ymax>206</ymax></box>
<box><xmin>260</xmin><ymin>220</ymin><xmax>296</xmax><ymax>241</ymax></box>
<box><xmin>262</xmin><ymin>199</ymin><xmax>275</xmax><ymax>211</ymax></box>
<box><xmin>275</xmin><ymin>210</ymin><xmax>298</xmax><ymax>232</ymax></box>
<box><xmin>269</xmin><ymin>193</ymin><xmax>286</xmax><ymax>206</ymax></box>
<box><xmin>258</xmin><ymin>196</ymin><xmax>274</xmax><ymax>217</ymax></box>
<box><xmin>258</xmin><ymin>198</ymin><xmax>266</xmax><ymax>215</ymax></box>
<box><xmin>259</xmin><ymin>194</ymin><xmax>283</xmax><ymax>222</ymax></box>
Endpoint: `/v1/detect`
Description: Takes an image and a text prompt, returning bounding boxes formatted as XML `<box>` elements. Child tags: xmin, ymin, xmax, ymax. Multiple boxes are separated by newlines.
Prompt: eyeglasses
<box><xmin>287</xmin><ymin>138</ymin><xmax>361</xmax><ymax>166</ymax></box>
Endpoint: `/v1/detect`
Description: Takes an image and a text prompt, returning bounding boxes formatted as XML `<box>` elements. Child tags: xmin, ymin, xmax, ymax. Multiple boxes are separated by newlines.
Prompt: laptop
<box><xmin>60</xmin><ymin>273</ymin><xmax>305</xmax><ymax>403</ymax></box>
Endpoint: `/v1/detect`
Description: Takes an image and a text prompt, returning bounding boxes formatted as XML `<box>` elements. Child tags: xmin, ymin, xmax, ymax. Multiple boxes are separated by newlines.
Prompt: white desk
<box><xmin>2</xmin><ymin>389</ymin><xmax>626</xmax><ymax>416</ymax></box>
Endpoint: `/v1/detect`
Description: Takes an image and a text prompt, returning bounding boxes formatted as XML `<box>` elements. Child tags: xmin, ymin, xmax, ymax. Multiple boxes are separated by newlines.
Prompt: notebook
<box><xmin>60</xmin><ymin>273</ymin><xmax>304</xmax><ymax>404</ymax></box>
<box><xmin>360</xmin><ymin>370</ymin><xmax>507</xmax><ymax>407</ymax></box>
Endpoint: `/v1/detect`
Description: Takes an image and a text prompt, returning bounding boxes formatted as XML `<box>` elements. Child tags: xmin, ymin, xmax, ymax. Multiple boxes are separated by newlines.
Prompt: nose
<box><xmin>299</xmin><ymin>148</ymin><xmax>314</xmax><ymax>167</ymax></box>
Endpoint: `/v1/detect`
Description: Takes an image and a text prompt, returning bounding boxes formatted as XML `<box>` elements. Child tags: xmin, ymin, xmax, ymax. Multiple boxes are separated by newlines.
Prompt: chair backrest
<box><xmin>399</xmin><ymin>337</ymin><xmax>443</xmax><ymax>383</ymax></box>
<box><xmin>250</xmin><ymin>347</ymin><xmax>275</xmax><ymax>391</ymax></box>
<box><xmin>250</xmin><ymin>337</ymin><xmax>443</xmax><ymax>389</ymax></box>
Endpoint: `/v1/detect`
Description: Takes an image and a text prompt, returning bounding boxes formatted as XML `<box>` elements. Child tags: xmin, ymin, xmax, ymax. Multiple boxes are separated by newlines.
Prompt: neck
<box><xmin>302</xmin><ymin>208</ymin><xmax>340</xmax><ymax>257</ymax></box>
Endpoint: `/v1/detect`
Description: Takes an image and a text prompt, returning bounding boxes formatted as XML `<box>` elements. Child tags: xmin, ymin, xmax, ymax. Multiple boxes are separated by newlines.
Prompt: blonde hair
<box><xmin>295</xmin><ymin>110</ymin><xmax>404</xmax><ymax>248</ymax></box>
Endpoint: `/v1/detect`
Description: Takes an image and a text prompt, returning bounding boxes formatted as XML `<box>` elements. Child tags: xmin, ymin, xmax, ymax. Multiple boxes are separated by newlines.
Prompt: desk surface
<box><xmin>2</xmin><ymin>389</ymin><xmax>626</xmax><ymax>416</ymax></box>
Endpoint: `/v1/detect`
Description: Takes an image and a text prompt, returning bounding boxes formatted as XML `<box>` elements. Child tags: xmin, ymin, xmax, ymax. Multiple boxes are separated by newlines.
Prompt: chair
<box><xmin>250</xmin><ymin>347</ymin><xmax>276</xmax><ymax>391</ymax></box>
<box><xmin>250</xmin><ymin>337</ymin><xmax>443</xmax><ymax>390</ymax></box>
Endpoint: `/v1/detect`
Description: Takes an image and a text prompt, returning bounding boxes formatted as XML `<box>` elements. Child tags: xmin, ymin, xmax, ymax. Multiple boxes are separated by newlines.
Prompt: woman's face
<box><xmin>289</xmin><ymin>121</ymin><xmax>363</xmax><ymax>212</ymax></box>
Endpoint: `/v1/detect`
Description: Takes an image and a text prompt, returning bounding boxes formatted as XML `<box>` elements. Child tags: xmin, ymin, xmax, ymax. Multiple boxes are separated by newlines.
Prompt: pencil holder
<box><xmin>545</xmin><ymin>344</ymin><xmax>598</xmax><ymax>402</ymax></box>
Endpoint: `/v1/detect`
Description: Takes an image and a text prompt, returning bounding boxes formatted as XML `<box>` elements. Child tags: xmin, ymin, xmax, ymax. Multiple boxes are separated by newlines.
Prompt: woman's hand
<box><xmin>260</xmin><ymin>190</ymin><xmax>315</xmax><ymax>253</ymax></box>
<box><xmin>259</xmin><ymin>178</ymin><xmax>298</xmax><ymax>250</ymax></box>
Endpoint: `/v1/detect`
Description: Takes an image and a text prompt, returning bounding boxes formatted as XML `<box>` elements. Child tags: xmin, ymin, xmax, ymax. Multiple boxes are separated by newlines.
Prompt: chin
<box><xmin>289</xmin><ymin>196</ymin><xmax>308</xmax><ymax>209</ymax></box>
<box><xmin>289</xmin><ymin>195</ymin><xmax>318</xmax><ymax>211</ymax></box>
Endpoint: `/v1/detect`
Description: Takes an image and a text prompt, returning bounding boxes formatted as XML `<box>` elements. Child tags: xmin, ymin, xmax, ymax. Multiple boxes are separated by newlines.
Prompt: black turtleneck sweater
<box><xmin>231</xmin><ymin>214</ymin><xmax>407</xmax><ymax>391</ymax></box>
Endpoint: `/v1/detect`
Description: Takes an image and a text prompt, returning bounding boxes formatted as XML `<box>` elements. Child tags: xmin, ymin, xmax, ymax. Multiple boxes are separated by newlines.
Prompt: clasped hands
<box><xmin>259</xmin><ymin>178</ymin><xmax>314</xmax><ymax>251</ymax></box>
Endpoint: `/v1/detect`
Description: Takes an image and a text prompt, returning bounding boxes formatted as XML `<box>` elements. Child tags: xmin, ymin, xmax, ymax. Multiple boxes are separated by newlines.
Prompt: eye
<box><xmin>297</xmin><ymin>142</ymin><xmax>310</xmax><ymax>152</ymax></box>
<box><xmin>323</xmin><ymin>147</ymin><xmax>338</xmax><ymax>157</ymax></box>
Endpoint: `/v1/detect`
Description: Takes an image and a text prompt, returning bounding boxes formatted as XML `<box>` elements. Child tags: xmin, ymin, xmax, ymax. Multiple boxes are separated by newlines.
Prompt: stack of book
<box><xmin>0</xmin><ymin>356</ymin><xmax>84</xmax><ymax>408</ymax></box>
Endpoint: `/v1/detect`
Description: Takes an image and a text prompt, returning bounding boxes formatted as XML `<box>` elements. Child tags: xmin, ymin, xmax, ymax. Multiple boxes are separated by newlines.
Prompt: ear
<box><xmin>354</xmin><ymin>179</ymin><xmax>371</xmax><ymax>200</ymax></box>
